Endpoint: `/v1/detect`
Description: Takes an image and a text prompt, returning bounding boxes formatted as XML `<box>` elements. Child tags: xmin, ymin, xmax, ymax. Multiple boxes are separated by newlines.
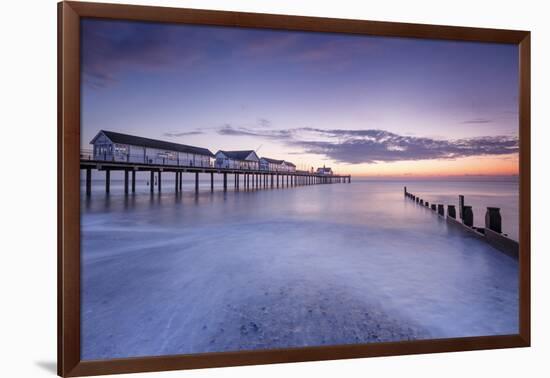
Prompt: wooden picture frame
<box><xmin>58</xmin><ymin>1</ymin><xmax>530</xmax><ymax>376</ymax></box>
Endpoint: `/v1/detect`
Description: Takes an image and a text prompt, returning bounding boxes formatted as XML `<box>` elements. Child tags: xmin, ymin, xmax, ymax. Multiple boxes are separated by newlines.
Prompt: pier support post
<box><xmin>132</xmin><ymin>170</ymin><xmax>136</xmax><ymax>193</ymax></box>
<box><xmin>105</xmin><ymin>169</ymin><xmax>110</xmax><ymax>193</ymax></box>
<box><xmin>277</xmin><ymin>174</ymin><xmax>279</xmax><ymax>188</ymax></box>
<box><xmin>448</xmin><ymin>205</ymin><xmax>456</xmax><ymax>219</ymax></box>
<box><xmin>124</xmin><ymin>170</ymin><xmax>129</xmax><ymax>194</ymax></box>
<box><xmin>463</xmin><ymin>206</ymin><xmax>474</xmax><ymax>227</ymax></box>
<box><xmin>179</xmin><ymin>171</ymin><xmax>183</xmax><ymax>191</ymax></box>
<box><xmin>85</xmin><ymin>168</ymin><xmax>91</xmax><ymax>196</ymax></box>
<box><xmin>485</xmin><ymin>207</ymin><xmax>502</xmax><ymax>233</ymax></box>
<box><xmin>175</xmin><ymin>172</ymin><xmax>179</xmax><ymax>192</ymax></box>
<box><xmin>223</xmin><ymin>172</ymin><xmax>227</xmax><ymax>191</ymax></box>
<box><xmin>210</xmin><ymin>172</ymin><xmax>214</xmax><ymax>191</ymax></box>
<box><xmin>195</xmin><ymin>172</ymin><xmax>199</xmax><ymax>193</ymax></box>
<box><xmin>437</xmin><ymin>204</ymin><xmax>444</xmax><ymax>216</ymax></box>
<box><xmin>158</xmin><ymin>171</ymin><xmax>162</xmax><ymax>191</ymax></box>
<box><xmin>150</xmin><ymin>171</ymin><xmax>154</xmax><ymax>193</ymax></box>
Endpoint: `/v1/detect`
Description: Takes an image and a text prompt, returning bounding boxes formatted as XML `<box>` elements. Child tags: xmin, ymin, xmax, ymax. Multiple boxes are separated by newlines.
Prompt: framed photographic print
<box><xmin>58</xmin><ymin>1</ymin><xmax>530</xmax><ymax>376</ymax></box>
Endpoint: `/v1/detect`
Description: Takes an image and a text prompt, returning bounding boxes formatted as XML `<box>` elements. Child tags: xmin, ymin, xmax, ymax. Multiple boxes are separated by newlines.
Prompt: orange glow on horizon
<box><xmin>330</xmin><ymin>153</ymin><xmax>519</xmax><ymax>178</ymax></box>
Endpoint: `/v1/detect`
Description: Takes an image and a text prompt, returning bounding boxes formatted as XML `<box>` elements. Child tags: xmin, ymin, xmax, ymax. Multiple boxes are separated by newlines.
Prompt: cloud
<box><xmin>163</xmin><ymin>131</ymin><xmax>204</xmax><ymax>137</ymax></box>
<box><xmin>217</xmin><ymin>124</ymin><xmax>292</xmax><ymax>140</ymax></box>
<box><xmin>216</xmin><ymin>124</ymin><xmax>518</xmax><ymax>164</ymax></box>
<box><xmin>462</xmin><ymin>118</ymin><xmax>492</xmax><ymax>124</ymax></box>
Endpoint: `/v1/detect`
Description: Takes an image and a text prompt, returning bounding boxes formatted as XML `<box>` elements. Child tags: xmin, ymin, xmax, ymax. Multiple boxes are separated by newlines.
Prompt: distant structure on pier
<box><xmin>259</xmin><ymin>157</ymin><xmax>296</xmax><ymax>172</ymax></box>
<box><xmin>214</xmin><ymin>150</ymin><xmax>260</xmax><ymax>170</ymax></box>
<box><xmin>90</xmin><ymin>130</ymin><xmax>214</xmax><ymax>167</ymax></box>
<box><xmin>316</xmin><ymin>165</ymin><xmax>333</xmax><ymax>175</ymax></box>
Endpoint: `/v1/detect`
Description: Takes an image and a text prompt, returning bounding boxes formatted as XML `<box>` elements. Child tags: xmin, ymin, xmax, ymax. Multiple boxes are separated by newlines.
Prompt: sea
<box><xmin>80</xmin><ymin>176</ymin><xmax>519</xmax><ymax>360</ymax></box>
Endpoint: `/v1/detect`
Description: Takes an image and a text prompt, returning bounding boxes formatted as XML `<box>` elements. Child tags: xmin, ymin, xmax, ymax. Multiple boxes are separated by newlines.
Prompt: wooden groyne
<box><xmin>404</xmin><ymin>186</ymin><xmax>519</xmax><ymax>259</ymax></box>
<box><xmin>80</xmin><ymin>159</ymin><xmax>351</xmax><ymax>196</ymax></box>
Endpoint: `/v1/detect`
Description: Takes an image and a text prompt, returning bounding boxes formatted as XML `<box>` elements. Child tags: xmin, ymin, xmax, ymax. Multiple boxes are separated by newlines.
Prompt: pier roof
<box><xmin>216</xmin><ymin>150</ymin><xmax>259</xmax><ymax>161</ymax></box>
<box><xmin>261</xmin><ymin>157</ymin><xmax>285</xmax><ymax>165</ymax></box>
<box><xmin>92</xmin><ymin>130</ymin><xmax>215</xmax><ymax>157</ymax></box>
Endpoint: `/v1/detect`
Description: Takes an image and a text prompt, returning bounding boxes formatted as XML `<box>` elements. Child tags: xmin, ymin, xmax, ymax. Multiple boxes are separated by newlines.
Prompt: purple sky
<box><xmin>81</xmin><ymin>18</ymin><xmax>519</xmax><ymax>175</ymax></box>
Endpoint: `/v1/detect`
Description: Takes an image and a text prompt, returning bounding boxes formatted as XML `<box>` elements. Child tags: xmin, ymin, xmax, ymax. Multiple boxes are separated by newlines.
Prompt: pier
<box><xmin>80</xmin><ymin>153</ymin><xmax>351</xmax><ymax>196</ymax></box>
<box><xmin>403</xmin><ymin>186</ymin><xmax>519</xmax><ymax>259</ymax></box>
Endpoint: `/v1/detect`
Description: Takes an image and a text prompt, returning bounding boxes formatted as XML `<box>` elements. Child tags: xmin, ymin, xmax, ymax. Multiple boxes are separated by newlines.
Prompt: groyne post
<box><xmin>448</xmin><ymin>205</ymin><xmax>456</xmax><ymax>219</ymax></box>
<box><xmin>404</xmin><ymin>186</ymin><xmax>407</xmax><ymax>196</ymax></box>
<box><xmin>485</xmin><ymin>207</ymin><xmax>502</xmax><ymax>233</ymax></box>
<box><xmin>437</xmin><ymin>204</ymin><xmax>444</xmax><ymax>217</ymax></box>
<box><xmin>463</xmin><ymin>206</ymin><xmax>474</xmax><ymax>227</ymax></box>
<box><xmin>431</xmin><ymin>204</ymin><xmax>436</xmax><ymax>211</ymax></box>
<box><xmin>459</xmin><ymin>195</ymin><xmax>465</xmax><ymax>220</ymax></box>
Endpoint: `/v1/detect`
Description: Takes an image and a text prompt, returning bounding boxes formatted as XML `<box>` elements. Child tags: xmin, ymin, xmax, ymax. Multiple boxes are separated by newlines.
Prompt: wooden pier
<box><xmin>404</xmin><ymin>186</ymin><xmax>519</xmax><ymax>259</ymax></box>
<box><xmin>80</xmin><ymin>158</ymin><xmax>351</xmax><ymax>196</ymax></box>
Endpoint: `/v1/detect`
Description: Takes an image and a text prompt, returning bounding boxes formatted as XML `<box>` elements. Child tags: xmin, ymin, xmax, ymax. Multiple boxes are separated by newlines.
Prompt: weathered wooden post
<box><xmin>223</xmin><ymin>172</ymin><xmax>227</xmax><ymax>191</ymax></box>
<box><xmin>132</xmin><ymin>170</ymin><xmax>136</xmax><ymax>193</ymax></box>
<box><xmin>425</xmin><ymin>201</ymin><xmax>429</xmax><ymax>207</ymax></box>
<box><xmin>404</xmin><ymin>186</ymin><xmax>407</xmax><ymax>196</ymax></box>
<box><xmin>210</xmin><ymin>172</ymin><xmax>214</xmax><ymax>191</ymax></box>
<box><xmin>420</xmin><ymin>199</ymin><xmax>424</xmax><ymax>205</ymax></box>
<box><xmin>485</xmin><ymin>207</ymin><xmax>502</xmax><ymax>233</ymax></box>
<box><xmin>174</xmin><ymin>172</ymin><xmax>178</xmax><ymax>192</ymax></box>
<box><xmin>277</xmin><ymin>174</ymin><xmax>279</xmax><ymax>188</ymax></box>
<box><xmin>463</xmin><ymin>206</ymin><xmax>474</xmax><ymax>227</ymax></box>
<box><xmin>195</xmin><ymin>172</ymin><xmax>199</xmax><ymax>193</ymax></box>
<box><xmin>448</xmin><ymin>205</ymin><xmax>456</xmax><ymax>218</ymax></box>
<box><xmin>150</xmin><ymin>171</ymin><xmax>154</xmax><ymax>193</ymax></box>
<box><xmin>86</xmin><ymin>168</ymin><xmax>91</xmax><ymax>196</ymax></box>
<box><xmin>437</xmin><ymin>204</ymin><xmax>444</xmax><ymax>216</ymax></box>
<box><xmin>158</xmin><ymin>171</ymin><xmax>162</xmax><ymax>191</ymax></box>
<box><xmin>459</xmin><ymin>195</ymin><xmax>465</xmax><ymax>220</ymax></box>
<box><xmin>179</xmin><ymin>171</ymin><xmax>182</xmax><ymax>191</ymax></box>
<box><xmin>431</xmin><ymin>204</ymin><xmax>436</xmax><ymax>211</ymax></box>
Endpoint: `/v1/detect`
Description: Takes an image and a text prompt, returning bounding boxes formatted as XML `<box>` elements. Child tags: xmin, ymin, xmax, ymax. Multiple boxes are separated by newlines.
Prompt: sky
<box><xmin>81</xmin><ymin>18</ymin><xmax>519</xmax><ymax>177</ymax></box>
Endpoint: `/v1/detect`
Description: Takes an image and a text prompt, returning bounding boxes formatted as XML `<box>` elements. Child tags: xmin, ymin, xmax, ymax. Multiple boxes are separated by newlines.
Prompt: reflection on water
<box><xmin>81</xmin><ymin>179</ymin><xmax>519</xmax><ymax>360</ymax></box>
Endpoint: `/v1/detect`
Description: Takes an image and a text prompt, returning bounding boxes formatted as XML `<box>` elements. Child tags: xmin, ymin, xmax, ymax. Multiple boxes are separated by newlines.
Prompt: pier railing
<box><xmin>403</xmin><ymin>186</ymin><xmax>519</xmax><ymax>259</ymax></box>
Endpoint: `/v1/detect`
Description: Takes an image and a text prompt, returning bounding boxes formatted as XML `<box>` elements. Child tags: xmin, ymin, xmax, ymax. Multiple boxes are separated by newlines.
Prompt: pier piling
<box><xmin>158</xmin><ymin>171</ymin><xmax>162</xmax><ymax>192</ymax></box>
<box><xmin>132</xmin><ymin>170</ymin><xmax>136</xmax><ymax>193</ymax></box>
<box><xmin>150</xmin><ymin>171</ymin><xmax>154</xmax><ymax>193</ymax></box>
<box><xmin>85</xmin><ymin>168</ymin><xmax>91</xmax><ymax>196</ymax></box>
<box><xmin>105</xmin><ymin>169</ymin><xmax>110</xmax><ymax>193</ymax></box>
<box><xmin>124</xmin><ymin>170</ymin><xmax>129</xmax><ymax>194</ymax></box>
<box><xmin>223</xmin><ymin>172</ymin><xmax>227</xmax><ymax>191</ymax></box>
<box><xmin>195</xmin><ymin>172</ymin><xmax>199</xmax><ymax>193</ymax></box>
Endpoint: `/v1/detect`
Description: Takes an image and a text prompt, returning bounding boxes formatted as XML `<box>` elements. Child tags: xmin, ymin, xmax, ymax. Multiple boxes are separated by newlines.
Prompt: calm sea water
<box><xmin>80</xmin><ymin>178</ymin><xmax>519</xmax><ymax>360</ymax></box>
